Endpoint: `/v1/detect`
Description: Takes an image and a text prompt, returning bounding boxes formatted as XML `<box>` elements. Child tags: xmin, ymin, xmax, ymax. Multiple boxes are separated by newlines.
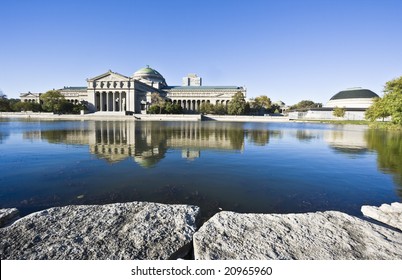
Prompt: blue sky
<box><xmin>1</xmin><ymin>0</ymin><xmax>401</xmax><ymax>105</ymax></box>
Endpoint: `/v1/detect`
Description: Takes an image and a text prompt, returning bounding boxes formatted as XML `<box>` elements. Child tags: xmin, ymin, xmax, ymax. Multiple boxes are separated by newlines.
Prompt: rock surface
<box><xmin>0</xmin><ymin>208</ymin><xmax>19</xmax><ymax>227</ymax></box>
<box><xmin>0</xmin><ymin>202</ymin><xmax>199</xmax><ymax>260</ymax></box>
<box><xmin>361</xmin><ymin>202</ymin><xmax>402</xmax><ymax>231</ymax></box>
<box><xmin>193</xmin><ymin>211</ymin><xmax>402</xmax><ymax>260</ymax></box>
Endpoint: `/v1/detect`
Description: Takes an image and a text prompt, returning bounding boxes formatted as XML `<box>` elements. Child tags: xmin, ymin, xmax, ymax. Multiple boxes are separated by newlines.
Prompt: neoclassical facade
<box><xmin>20</xmin><ymin>66</ymin><xmax>246</xmax><ymax>114</ymax></box>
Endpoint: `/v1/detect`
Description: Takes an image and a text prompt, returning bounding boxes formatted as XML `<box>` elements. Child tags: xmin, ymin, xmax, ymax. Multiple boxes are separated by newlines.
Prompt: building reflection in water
<box><xmin>25</xmin><ymin>121</ymin><xmax>246</xmax><ymax>168</ymax></box>
<box><xmin>323</xmin><ymin>128</ymin><xmax>369</xmax><ymax>155</ymax></box>
<box><xmin>91</xmin><ymin>121</ymin><xmax>246</xmax><ymax>167</ymax></box>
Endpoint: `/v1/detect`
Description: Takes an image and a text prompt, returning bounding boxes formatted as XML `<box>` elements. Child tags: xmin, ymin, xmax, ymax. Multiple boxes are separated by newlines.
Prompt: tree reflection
<box><xmin>246</xmin><ymin>130</ymin><xmax>282</xmax><ymax>146</ymax></box>
<box><xmin>366</xmin><ymin>129</ymin><xmax>402</xmax><ymax>198</ymax></box>
<box><xmin>295</xmin><ymin>130</ymin><xmax>318</xmax><ymax>142</ymax></box>
<box><xmin>0</xmin><ymin>131</ymin><xmax>10</xmax><ymax>144</ymax></box>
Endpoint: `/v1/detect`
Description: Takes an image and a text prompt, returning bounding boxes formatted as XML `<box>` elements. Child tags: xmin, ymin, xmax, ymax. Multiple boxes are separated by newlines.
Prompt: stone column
<box><xmin>112</xmin><ymin>92</ymin><xmax>115</xmax><ymax>111</ymax></box>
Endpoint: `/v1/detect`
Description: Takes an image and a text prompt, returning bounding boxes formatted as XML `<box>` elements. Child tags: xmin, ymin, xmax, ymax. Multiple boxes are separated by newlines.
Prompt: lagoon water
<box><xmin>0</xmin><ymin>119</ymin><xmax>401</xmax><ymax>221</ymax></box>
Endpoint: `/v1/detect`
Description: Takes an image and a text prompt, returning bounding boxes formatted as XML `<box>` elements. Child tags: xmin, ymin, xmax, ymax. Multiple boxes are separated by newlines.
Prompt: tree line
<box><xmin>0</xmin><ymin>90</ymin><xmax>87</xmax><ymax>114</ymax></box>
<box><xmin>147</xmin><ymin>92</ymin><xmax>286</xmax><ymax>115</ymax></box>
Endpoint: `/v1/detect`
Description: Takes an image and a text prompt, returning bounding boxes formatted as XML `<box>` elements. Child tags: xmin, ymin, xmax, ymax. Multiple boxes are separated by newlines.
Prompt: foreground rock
<box><xmin>361</xmin><ymin>202</ymin><xmax>402</xmax><ymax>231</ymax></box>
<box><xmin>0</xmin><ymin>208</ymin><xmax>19</xmax><ymax>227</ymax></box>
<box><xmin>0</xmin><ymin>202</ymin><xmax>199</xmax><ymax>260</ymax></box>
<box><xmin>193</xmin><ymin>211</ymin><xmax>402</xmax><ymax>260</ymax></box>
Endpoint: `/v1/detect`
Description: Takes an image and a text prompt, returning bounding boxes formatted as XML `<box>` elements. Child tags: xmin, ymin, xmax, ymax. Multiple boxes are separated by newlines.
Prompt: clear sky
<box><xmin>1</xmin><ymin>0</ymin><xmax>401</xmax><ymax>105</ymax></box>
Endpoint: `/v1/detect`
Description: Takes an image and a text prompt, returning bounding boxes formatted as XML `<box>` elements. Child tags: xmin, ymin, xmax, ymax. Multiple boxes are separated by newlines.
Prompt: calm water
<box><xmin>0</xmin><ymin>119</ymin><xmax>401</xmax><ymax>222</ymax></box>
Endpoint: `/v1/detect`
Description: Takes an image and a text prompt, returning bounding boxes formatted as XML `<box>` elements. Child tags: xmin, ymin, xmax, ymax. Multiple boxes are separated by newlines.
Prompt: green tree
<box><xmin>150</xmin><ymin>92</ymin><xmax>165</xmax><ymax>114</ymax></box>
<box><xmin>164</xmin><ymin>102</ymin><xmax>183</xmax><ymax>114</ymax></box>
<box><xmin>213</xmin><ymin>103</ymin><xmax>227</xmax><ymax>115</ymax></box>
<box><xmin>0</xmin><ymin>97</ymin><xmax>11</xmax><ymax>112</ymax></box>
<box><xmin>228</xmin><ymin>91</ymin><xmax>247</xmax><ymax>115</ymax></box>
<box><xmin>147</xmin><ymin>104</ymin><xmax>162</xmax><ymax>114</ymax></box>
<box><xmin>12</xmin><ymin>101</ymin><xmax>42</xmax><ymax>112</ymax></box>
<box><xmin>200</xmin><ymin>102</ymin><xmax>214</xmax><ymax>114</ymax></box>
<box><xmin>365</xmin><ymin>76</ymin><xmax>402</xmax><ymax>125</ymax></box>
<box><xmin>249</xmin><ymin>95</ymin><xmax>272</xmax><ymax>114</ymax></box>
<box><xmin>290</xmin><ymin>100</ymin><xmax>322</xmax><ymax>110</ymax></box>
<box><xmin>333</xmin><ymin>106</ymin><xmax>346</xmax><ymax>118</ymax></box>
<box><xmin>40</xmin><ymin>90</ymin><xmax>67</xmax><ymax>113</ymax></box>
<box><xmin>365</xmin><ymin>97</ymin><xmax>389</xmax><ymax>122</ymax></box>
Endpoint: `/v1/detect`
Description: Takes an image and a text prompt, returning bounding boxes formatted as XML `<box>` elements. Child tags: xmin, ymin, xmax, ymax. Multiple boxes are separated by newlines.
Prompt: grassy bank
<box><xmin>368</xmin><ymin>122</ymin><xmax>402</xmax><ymax>131</ymax></box>
<box><xmin>300</xmin><ymin>119</ymin><xmax>402</xmax><ymax>130</ymax></box>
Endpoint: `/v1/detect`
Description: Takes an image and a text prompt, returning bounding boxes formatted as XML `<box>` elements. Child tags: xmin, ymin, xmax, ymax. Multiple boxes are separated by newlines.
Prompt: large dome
<box><xmin>132</xmin><ymin>66</ymin><xmax>167</xmax><ymax>87</ymax></box>
<box><xmin>329</xmin><ymin>88</ymin><xmax>379</xmax><ymax>100</ymax></box>
<box><xmin>325</xmin><ymin>88</ymin><xmax>379</xmax><ymax>109</ymax></box>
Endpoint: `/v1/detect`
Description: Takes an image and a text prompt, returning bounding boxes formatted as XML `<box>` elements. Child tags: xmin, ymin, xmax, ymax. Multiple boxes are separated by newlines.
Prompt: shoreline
<box><xmin>0</xmin><ymin>112</ymin><xmax>375</xmax><ymax>125</ymax></box>
<box><xmin>1</xmin><ymin>112</ymin><xmax>290</xmax><ymax>123</ymax></box>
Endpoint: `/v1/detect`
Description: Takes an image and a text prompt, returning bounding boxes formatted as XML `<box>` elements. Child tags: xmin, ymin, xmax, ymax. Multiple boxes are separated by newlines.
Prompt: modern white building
<box><xmin>289</xmin><ymin>88</ymin><xmax>379</xmax><ymax>120</ymax></box>
<box><xmin>324</xmin><ymin>88</ymin><xmax>379</xmax><ymax>109</ymax></box>
<box><xmin>20</xmin><ymin>66</ymin><xmax>246</xmax><ymax>114</ymax></box>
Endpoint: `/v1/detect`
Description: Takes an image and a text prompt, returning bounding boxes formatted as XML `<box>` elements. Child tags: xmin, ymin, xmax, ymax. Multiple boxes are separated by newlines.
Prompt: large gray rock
<box><xmin>193</xmin><ymin>211</ymin><xmax>402</xmax><ymax>260</ymax></box>
<box><xmin>0</xmin><ymin>208</ymin><xmax>19</xmax><ymax>227</ymax></box>
<box><xmin>361</xmin><ymin>202</ymin><xmax>402</xmax><ymax>231</ymax></box>
<box><xmin>0</xmin><ymin>202</ymin><xmax>199</xmax><ymax>260</ymax></box>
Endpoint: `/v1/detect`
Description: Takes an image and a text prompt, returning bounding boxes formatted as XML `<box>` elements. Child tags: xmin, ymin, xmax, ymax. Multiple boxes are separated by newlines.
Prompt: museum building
<box><xmin>20</xmin><ymin>66</ymin><xmax>246</xmax><ymax>114</ymax></box>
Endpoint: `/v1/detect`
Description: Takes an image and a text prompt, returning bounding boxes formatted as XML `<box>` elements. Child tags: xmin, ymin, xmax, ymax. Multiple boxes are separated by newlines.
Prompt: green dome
<box><xmin>132</xmin><ymin>66</ymin><xmax>167</xmax><ymax>87</ymax></box>
<box><xmin>135</xmin><ymin>67</ymin><xmax>162</xmax><ymax>76</ymax></box>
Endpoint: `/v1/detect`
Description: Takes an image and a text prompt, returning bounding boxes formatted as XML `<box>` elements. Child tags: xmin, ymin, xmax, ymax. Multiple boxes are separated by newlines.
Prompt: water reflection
<box><xmin>245</xmin><ymin>129</ymin><xmax>282</xmax><ymax>145</ymax></box>
<box><xmin>366</xmin><ymin>130</ymin><xmax>402</xmax><ymax>196</ymax></box>
<box><xmin>2</xmin><ymin>120</ymin><xmax>400</xmax><ymax>221</ymax></box>
<box><xmin>0</xmin><ymin>131</ymin><xmax>9</xmax><ymax>144</ymax></box>
<box><xmin>23</xmin><ymin>121</ymin><xmax>246</xmax><ymax>167</ymax></box>
<box><xmin>324</xmin><ymin>128</ymin><xmax>369</xmax><ymax>155</ymax></box>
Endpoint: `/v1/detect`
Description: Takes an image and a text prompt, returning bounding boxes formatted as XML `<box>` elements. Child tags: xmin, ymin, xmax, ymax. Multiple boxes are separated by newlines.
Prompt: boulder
<box><xmin>193</xmin><ymin>211</ymin><xmax>402</xmax><ymax>260</ymax></box>
<box><xmin>0</xmin><ymin>202</ymin><xmax>199</xmax><ymax>260</ymax></box>
<box><xmin>0</xmin><ymin>208</ymin><xmax>19</xmax><ymax>227</ymax></box>
<box><xmin>361</xmin><ymin>202</ymin><xmax>402</xmax><ymax>231</ymax></box>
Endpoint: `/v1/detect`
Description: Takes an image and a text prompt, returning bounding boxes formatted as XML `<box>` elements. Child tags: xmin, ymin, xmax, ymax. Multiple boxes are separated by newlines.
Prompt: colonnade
<box><xmin>95</xmin><ymin>91</ymin><xmax>127</xmax><ymax>112</ymax></box>
<box><xmin>171</xmin><ymin>99</ymin><xmax>230</xmax><ymax>112</ymax></box>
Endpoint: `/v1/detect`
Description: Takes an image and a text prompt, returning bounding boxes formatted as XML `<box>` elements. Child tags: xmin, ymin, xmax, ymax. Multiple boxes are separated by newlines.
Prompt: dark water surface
<box><xmin>0</xmin><ymin>119</ymin><xmax>401</xmax><ymax>221</ymax></box>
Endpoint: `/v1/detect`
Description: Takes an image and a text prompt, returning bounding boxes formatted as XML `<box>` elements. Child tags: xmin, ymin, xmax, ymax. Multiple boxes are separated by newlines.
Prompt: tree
<box><xmin>249</xmin><ymin>95</ymin><xmax>272</xmax><ymax>114</ymax></box>
<box><xmin>200</xmin><ymin>102</ymin><xmax>214</xmax><ymax>114</ymax></box>
<box><xmin>228</xmin><ymin>91</ymin><xmax>247</xmax><ymax>115</ymax></box>
<box><xmin>150</xmin><ymin>92</ymin><xmax>165</xmax><ymax>114</ymax></box>
<box><xmin>290</xmin><ymin>100</ymin><xmax>322</xmax><ymax>110</ymax></box>
<box><xmin>164</xmin><ymin>102</ymin><xmax>183</xmax><ymax>114</ymax></box>
<box><xmin>333</xmin><ymin>106</ymin><xmax>346</xmax><ymax>118</ymax></box>
<box><xmin>12</xmin><ymin>101</ymin><xmax>42</xmax><ymax>112</ymax></box>
<box><xmin>365</xmin><ymin>97</ymin><xmax>389</xmax><ymax>122</ymax></box>
<box><xmin>40</xmin><ymin>90</ymin><xmax>66</xmax><ymax>113</ymax></box>
<box><xmin>213</xmin><ymin>103</ymin><xmax>227</xmax><ymax>115</ymax></box>
<box><xmin>365</xmin><ymin>76</ymin><xmax>402</xmax><ymax>125</ymax></box>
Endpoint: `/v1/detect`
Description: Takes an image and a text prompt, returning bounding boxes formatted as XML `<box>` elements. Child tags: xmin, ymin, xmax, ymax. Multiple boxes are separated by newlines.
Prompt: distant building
<box><xmin>289</xmin><ymin>88</ymin><xmax>379</xmax><ymax>120</ymax></box>
<box><xmin>20</xmin><ymin>66</ymin><xmax>246</xmax><ymax>114</ymax></box>
<box><xmin>182</xmin><ymin>74</ymin><xmax>202</xmax><ymax>86</ymax></box>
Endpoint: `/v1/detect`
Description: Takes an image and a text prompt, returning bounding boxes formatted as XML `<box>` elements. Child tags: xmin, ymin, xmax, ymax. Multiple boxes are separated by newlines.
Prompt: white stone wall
<box><xmin>325</xmin><ymin>98</ymin><xmax>375</xmax><ymax>109</ymax></box>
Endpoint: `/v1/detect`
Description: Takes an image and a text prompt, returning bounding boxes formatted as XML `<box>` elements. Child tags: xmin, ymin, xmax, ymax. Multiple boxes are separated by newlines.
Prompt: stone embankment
<box><xmin>193</xmin><ymin>210</ymin><xmax>402</xmax><ymax>260</ymax></box>
<box><xmin>0</xmin><ymin>208</ymin><xmax>19</xmax><ymax>227</ymax></box>
<box><xmin>361</xmin><ymin>202</ymin><xmax>402</xmax><ymax>231</ymax></box>
<box><xmin>1</xmin><ymin>202</ymin><xmax>401</xmax><ymax>260</ymax></box>
<box><xmin>0</xmin><ymin>202</ymin><xmax>199</xmax><ymax>260</ymax></box>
